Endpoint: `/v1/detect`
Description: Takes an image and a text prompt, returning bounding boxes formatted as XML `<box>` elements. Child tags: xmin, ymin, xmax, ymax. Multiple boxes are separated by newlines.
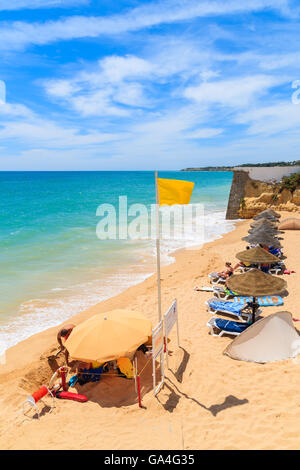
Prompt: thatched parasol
<box><xmin>242</xmin><ymin>232</ymin><xmax>282</xmax><ymax>248</ymax></box>
<box><xmin>227</xmin><ymin>269</ymin><xmax>287</xmax><ymax>323</ymax></box>
<box><xmin>247</xmin><ymin>226</ymin><xmax>284</xmax><ymax>236</ymax></box>
<box><xmin>236</xmin><ymin>246</ymin><xmax>281</xmax><ymax>265</ymax></box>
<box><xmin>254</xmin><ymin>209</ymin><xmax>281</xmax><ymax>219</ymax></box>
<box><xmin>250</xmin><ymin>219</ymin><xmax>278</xmax><ymax>229</ymax></box>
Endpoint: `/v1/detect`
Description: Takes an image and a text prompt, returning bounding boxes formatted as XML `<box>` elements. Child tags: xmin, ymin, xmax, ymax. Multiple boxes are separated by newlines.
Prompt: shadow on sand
<box><xmin>158</xmin><ymin>378</ymin><xmax>248</xmax><ymax>416</ymax></box>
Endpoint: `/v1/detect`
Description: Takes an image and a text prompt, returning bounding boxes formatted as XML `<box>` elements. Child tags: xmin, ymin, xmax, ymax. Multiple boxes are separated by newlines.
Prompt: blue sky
<box><xmin>0</xmin><ymin>0</ymin><xmax>300</xmax><ymax>170</ymax></box>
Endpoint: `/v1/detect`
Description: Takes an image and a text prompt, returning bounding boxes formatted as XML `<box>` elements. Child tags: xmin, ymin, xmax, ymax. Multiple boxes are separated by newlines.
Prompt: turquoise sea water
<box><xmin>0</xmin><ymin>171</ymin><xmax>234</xmax><ymax>354</ymax></box>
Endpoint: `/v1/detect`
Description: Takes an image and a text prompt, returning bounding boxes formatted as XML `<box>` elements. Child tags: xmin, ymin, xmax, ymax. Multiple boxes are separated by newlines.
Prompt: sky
<box><xmin>0</xmin><ymin>0</ymin><xmax>300</xmax><ymax>170</ymax></box>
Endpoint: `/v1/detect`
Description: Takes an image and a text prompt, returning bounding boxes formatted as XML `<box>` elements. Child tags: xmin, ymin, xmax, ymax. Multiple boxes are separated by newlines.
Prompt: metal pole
<box><xmin>137</xmin><ymin>375</ymin><xmax>142</xmax><ymax>408</ymax></box>
<box><xmin>155</xmin><ymin>171</ymin><xmax>162</xmax><ymax>322</ymax></box>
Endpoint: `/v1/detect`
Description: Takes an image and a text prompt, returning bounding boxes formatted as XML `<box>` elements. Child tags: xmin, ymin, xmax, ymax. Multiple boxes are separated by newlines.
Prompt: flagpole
<box><xmin>155</xmin><ymin>171</ymin><xmax>162</xmax><ymax>322</ymax></box>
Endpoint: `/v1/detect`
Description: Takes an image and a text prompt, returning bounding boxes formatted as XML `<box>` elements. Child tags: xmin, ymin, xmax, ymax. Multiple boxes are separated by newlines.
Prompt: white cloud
<box><xmin>236</xmin><ymin>102</ymin><xmax>300</xmax><ymax>135</ymax></box>
<box><xmin>184</xmin><ymin>75</ymin><xmax>282</xmax><ymax>107</ymax></box>
<box><xmin>0</xmin><ymin>0</ymin><xmax>292</xmax><ymax>51</ymax></box>
<box><xmin>0</xmin><ymin>114</ymin><xmax>123</xmax><ymax>148</ymax></box>
<box><xmin>185</xmin><ymin>128</ymin><xmax>224</xmax><ymax>139</ymax></box>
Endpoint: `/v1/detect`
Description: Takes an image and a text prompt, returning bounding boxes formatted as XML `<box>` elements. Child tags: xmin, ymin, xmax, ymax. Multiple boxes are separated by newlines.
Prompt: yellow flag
<box><xmin>157</xmin><ymin>178</ymin><xmax>195</xmax><ymax>206</ymax></box>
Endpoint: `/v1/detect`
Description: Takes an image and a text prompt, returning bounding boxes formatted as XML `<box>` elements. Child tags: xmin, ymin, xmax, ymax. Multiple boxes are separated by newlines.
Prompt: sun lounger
<box><xmin>208</xmin><ymin>272</ymin><xmax>226</xmax><ymax>285</ymax></box>
<box><xmin>269</xmin><ymin>263</ymin><xmax>284</xmax><ymax>275</ymax></box>
<box><xmin>205</xmin><ymin>297</ymin><xmax>261</xmax><ymax>322</ymax></box>
<box><xmin>207</xmin><ymin>317</ymin><xmax>250</xmax><ymax>337</ymax></box>
<box><xmin>212</xmin><ymin>286</ymin><xmax>238</xmax><ymax>300</ymax></box>
<box><xmin>269</xmin><ymin>247</ymin><xmax>283</xmax><ymax>258</ymax></box>
<box><xmin>235</xmin><ymin>265</ymin><xmax>253</xmax><ymax>274</ymax></box>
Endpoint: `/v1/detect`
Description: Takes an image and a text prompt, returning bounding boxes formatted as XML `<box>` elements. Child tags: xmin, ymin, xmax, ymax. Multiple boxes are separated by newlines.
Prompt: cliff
<box><xmin>226</xmin><ymin>167</ymin><xmax>300</xmax><ymax>219</ymax></box>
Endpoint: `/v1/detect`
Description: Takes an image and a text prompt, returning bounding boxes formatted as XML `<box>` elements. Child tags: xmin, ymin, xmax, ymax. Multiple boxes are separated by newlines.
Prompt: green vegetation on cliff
<box><xmin>279</xmin><ymin>172</ymin><xmax>300</xmax><ymax>193</ymax></box>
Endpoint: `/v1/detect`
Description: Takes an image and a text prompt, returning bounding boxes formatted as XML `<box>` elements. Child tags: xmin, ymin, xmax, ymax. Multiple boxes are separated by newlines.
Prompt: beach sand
<box><xmin>1</xmin><ymin>210</ymin><xmax>300</xmax><ymax>450</ymax></box>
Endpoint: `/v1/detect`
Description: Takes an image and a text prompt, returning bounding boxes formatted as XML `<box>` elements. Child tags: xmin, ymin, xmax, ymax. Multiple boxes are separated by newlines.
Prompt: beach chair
<box><xmin>205</xmin><ymin>297</ymin><xmax>261</xmax><ymax>323</ymax></box>
<box><xmin>269</xmin><ymin>262</ymin><xmax>285</xmax><ymax>275</ymax></box>
<box><xmin>207</xmin><ymin>317</ymin><xmax>250</xmax><ymax>337</ymax></box>
<box><xmin>269</xmin><ymin>247</ymin><xmax>283</xmax><ymax>258</ymax></box>
<box><xmin>235</xmin><ymin>264</ymin><xmax>254</xmax><ymax>274</ymax></box>
<box><xmin>208</xmin><ymin>272</ymin><xmax>226</xmax><ymax>286</ymax></box>
<box><xmin>212</xmin><ymin>286</ymin><xmax>237</xmax><ymax>300</ymax></box>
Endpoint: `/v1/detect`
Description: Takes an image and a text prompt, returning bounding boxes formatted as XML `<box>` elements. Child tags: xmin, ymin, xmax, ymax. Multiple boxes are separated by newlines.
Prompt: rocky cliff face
<box><xmin>238</xmin><ymin>179</ymin><xmax>300</xmax><ymax>218</ymax></box>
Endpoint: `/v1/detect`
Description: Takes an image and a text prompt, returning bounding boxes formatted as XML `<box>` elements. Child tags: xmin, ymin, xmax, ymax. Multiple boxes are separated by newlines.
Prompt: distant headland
<box><xmin>181</xmin><ymin>160</ymin><xmax>300</xmax><ymax>171</ymax></box>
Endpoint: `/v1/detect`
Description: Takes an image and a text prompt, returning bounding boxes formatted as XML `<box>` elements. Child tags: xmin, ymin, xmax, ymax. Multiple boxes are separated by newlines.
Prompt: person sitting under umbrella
<box><xmin>217</xmin><ymin>262</ymin><xmax>234</xmax><ymax>279</ymax></box>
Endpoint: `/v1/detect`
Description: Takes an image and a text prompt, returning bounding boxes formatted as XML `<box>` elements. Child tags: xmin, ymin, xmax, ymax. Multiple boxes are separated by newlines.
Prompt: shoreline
<box><xmin>0</xmin><ymin>209</ymin><xmax>236</xmax><ymax>358</ymax></box>
<box><xmin>0</xmin><ymin>216</ymin><xmax>240</xmax><ymax>375</ymax></box>
<box><xmin>1</xmin><ymin>210</ymin><xmax>300</xmax><ymax>450</ymax></box>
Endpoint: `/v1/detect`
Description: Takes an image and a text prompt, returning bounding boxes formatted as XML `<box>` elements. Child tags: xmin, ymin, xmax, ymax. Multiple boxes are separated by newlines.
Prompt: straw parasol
<box><xmin>242</xmin><ymin>232</ymin><xmax>282</xmax><ymax>248</ymax></box>
<box><xmin>236</xmin><ymin>246</ymin><xmax>281</xmax><ymax>265</ymax></box>
<box><xmin>227</xmin><ymin>269</ymin><xmax>287</xmax><ymax>323</ymax></box>
<box><xmin>254</xmin><ymin>209</ymin><xmax>281</xmax><ymax>219</ymax></box>
<box><xmin>250</xmin><ymin>219</ymin><xmax>278</xmax><ymax>229</ymax></box>
<box><xmin>65</xmin><ymin>309</ymin><xmax>152</xmax><ymax>363</ymax></box>
<box><xmin>253</xmin><ymin>209</ymin><xmax>281</xmax><ymax>220</ymax></box>
<box><xmin>247</xmin><ymin>226</ymin><xmax>283</xmax><ymax>236</ymax></box>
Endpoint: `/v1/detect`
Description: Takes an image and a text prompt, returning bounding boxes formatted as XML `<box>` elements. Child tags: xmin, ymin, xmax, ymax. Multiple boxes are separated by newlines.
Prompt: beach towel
<box><xmin>69</xmin><ymin>375</ymin><xmax>79</xmax><ymax>387</ymax></box>
<box><xmin>209</xmin><ymin>300</ymin><xmax>245</xmax><ymax>315</ymax></box>
<box><xmin>117</xmin><ymin>357</ymin><xmax>134</xmax><ymax>379</ymax></box>
<box><xmin>78</xmin><ymin>365</ymin><xmax>104</xmax><ymax>385</ymax></box>
<box><xmin>194</xmin><ymin>286</ymin><xmax>214</xmax><ymax>292</ymax></box>
<box><xmin>224</xmin><ymin>288</ymin><xmax>238</xmax><ymax>296</ymax></box>
<box><xmin>233</xmin><ymin>296</ymin><xmax>283</xmax><ymax>306</ymax></box>
<box><xmin>214</xmin><ymin>318</ymin><xmax>250</xmax><ymax>334</ymax></box>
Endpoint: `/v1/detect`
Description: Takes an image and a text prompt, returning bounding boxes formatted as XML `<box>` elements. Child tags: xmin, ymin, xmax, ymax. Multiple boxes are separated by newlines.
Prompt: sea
<box><xmin>0</xmin><ymin>171</ymin><xmax>235</xmax><ymax>355</ymax></box>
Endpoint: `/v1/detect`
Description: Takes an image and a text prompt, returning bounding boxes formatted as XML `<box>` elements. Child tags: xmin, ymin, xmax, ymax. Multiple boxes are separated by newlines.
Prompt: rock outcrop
<box><xmin>238</xmin><ymin>181</ymin><xmax>300</xmax><ymax>219</ymax></box>
<box><xmin>226</xmin><ymin>169</ymin><xmax>300</xmax><ymax>219</ymax></box>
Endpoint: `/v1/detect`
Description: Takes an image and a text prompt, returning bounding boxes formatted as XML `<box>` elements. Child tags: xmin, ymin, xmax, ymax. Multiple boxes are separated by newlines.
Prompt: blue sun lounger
<box><xmin>205</xmin><ymin>297</ymin><xmax>261</xmax><ymax>322</ymax></box>
<box><xmin>207</xmin><ymin>317</ymin><xmax>250</xmax><ymax>337</ymax></box>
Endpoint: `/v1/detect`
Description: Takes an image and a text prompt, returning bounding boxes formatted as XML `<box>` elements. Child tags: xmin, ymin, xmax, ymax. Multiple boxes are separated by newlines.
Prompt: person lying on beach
<box><xmin>57</xmin><ymin>324</ymin><xmax>75</xmax><ymax>366</ymax></box>
<box><xmin>217</xmin><ymin>262</ymin><xmax>234</xmax><ymax>279</ymax></box>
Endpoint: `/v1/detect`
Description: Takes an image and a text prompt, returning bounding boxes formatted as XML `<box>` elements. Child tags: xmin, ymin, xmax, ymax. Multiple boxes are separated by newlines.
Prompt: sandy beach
<box><xmin>1</xmin><ymin>210</ymin><xmax>300</xmax><ymax>450</ymax></box>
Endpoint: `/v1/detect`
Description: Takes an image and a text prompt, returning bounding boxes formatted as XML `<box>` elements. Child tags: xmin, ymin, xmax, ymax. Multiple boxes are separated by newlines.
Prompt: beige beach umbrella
<box><xmin>65</xmin><ymin>309</ymin><xmax>152</xmax><ymax>363</ymax></box>
<box><xmin>278</xmin><ymin>218</ymin><xmax>300</xmax><ymax>230</ymax></box>
<box><xmin>236</xmin><ymin>246</ymin><xmax>281</xmax><ymax>265</ymax></box>
<box><xmin>224</xmin><ymin>312</ymin><xmax>299</xmax><ymax>363</ymax></box>
<box><xmin>226</xmin><ymin>269</ymin><xmax>287</xmax><ymax>323</ymax></box>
